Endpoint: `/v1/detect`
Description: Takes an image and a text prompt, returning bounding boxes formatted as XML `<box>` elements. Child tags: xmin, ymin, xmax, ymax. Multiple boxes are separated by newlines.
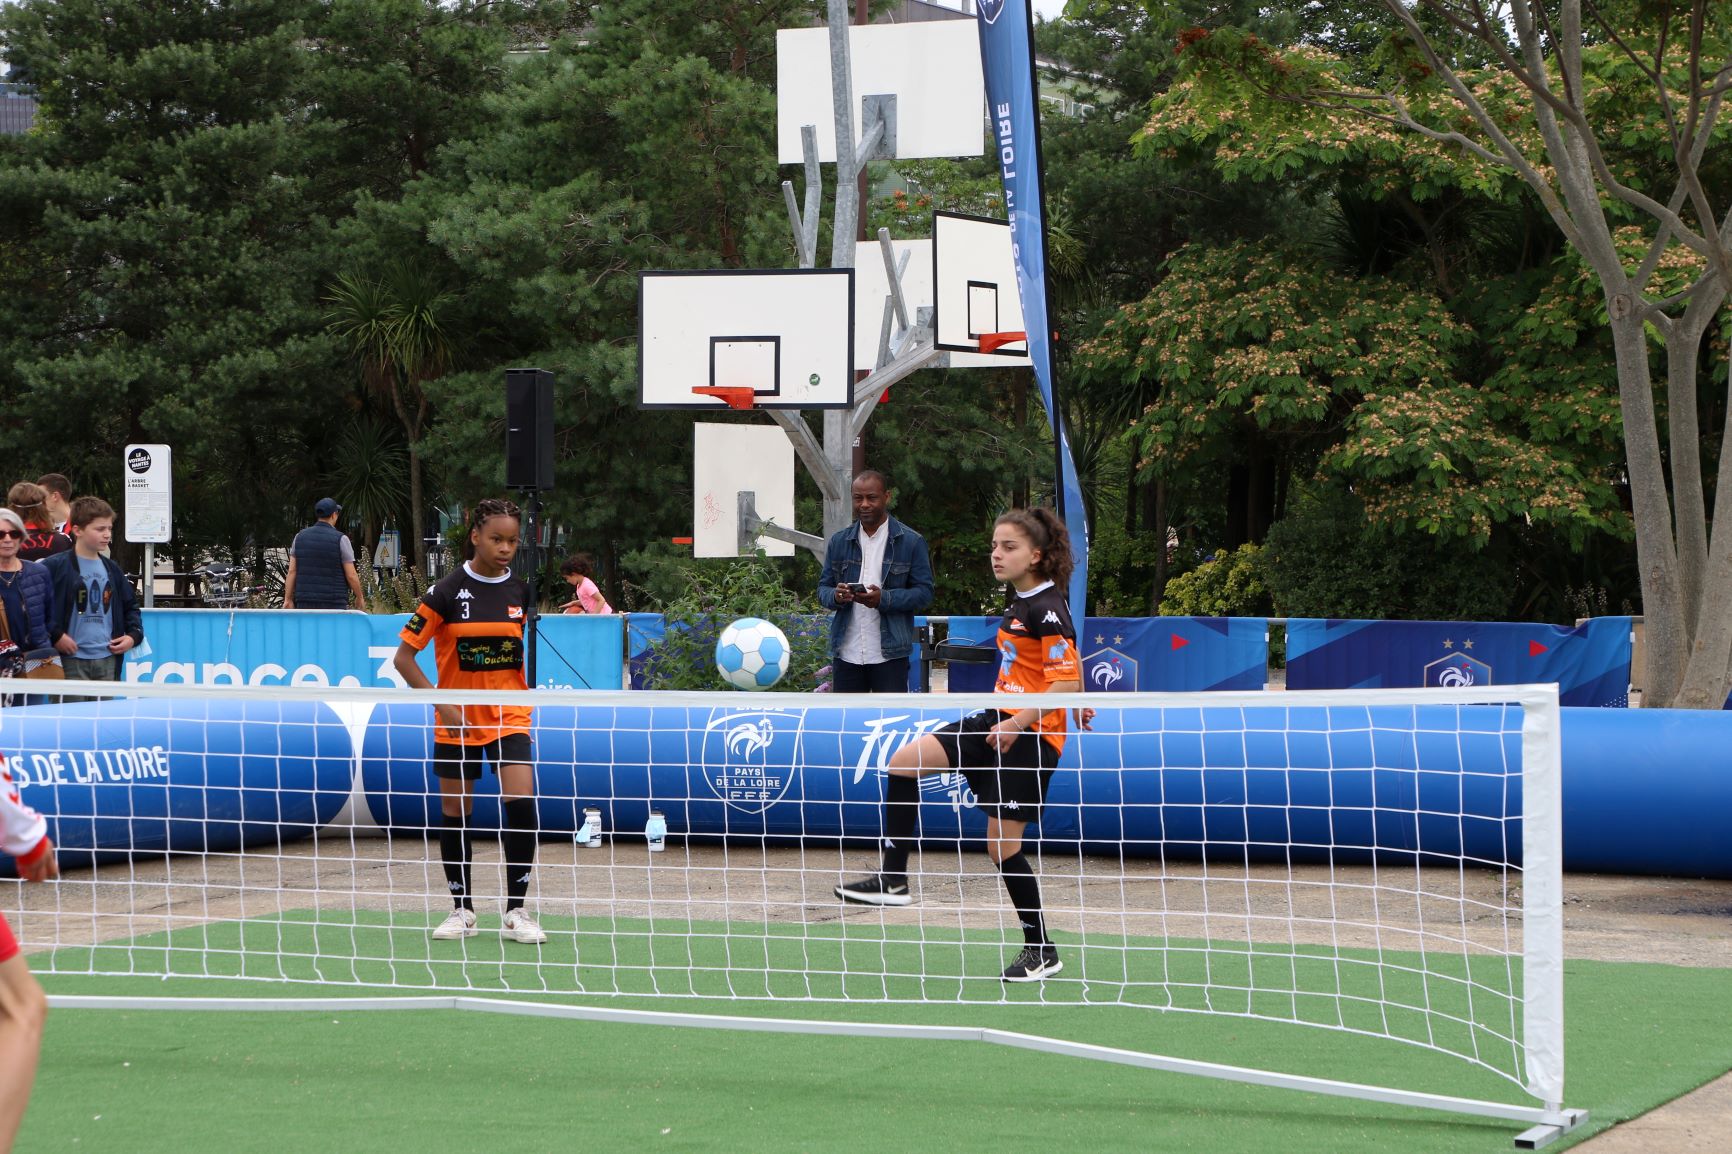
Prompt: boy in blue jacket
<box><xmin>42</xmin><ymin>498</ymin><xmax>143</xmax><ymax>681</ymax></box>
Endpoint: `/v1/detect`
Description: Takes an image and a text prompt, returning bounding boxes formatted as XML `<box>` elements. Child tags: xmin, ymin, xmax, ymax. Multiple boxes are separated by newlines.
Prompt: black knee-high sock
<box><xmin>439</xmin><ymin>813</ymin><xmax>473</xmax><ymax>911</ymax></box>
<box><xmin>997</xmin><ymin>852</ymin><xmax>1048</xmax><ymax>945</ymax></box>
<box><xmin>879</xmin><ymin>775</ymin><xmax>920</xmax><ymax>877</ymax></box>
<box><xmin>501</xmin><ymin>798</ymin><xmax>539</xmax><ymax>911</ymax></box>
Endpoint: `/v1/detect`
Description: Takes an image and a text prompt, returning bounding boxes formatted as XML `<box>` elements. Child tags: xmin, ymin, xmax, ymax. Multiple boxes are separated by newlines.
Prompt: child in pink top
<box><xmin>559</xmin><ymin>554</ymin><xmax>613</xmax><ymax>614</ymax></box>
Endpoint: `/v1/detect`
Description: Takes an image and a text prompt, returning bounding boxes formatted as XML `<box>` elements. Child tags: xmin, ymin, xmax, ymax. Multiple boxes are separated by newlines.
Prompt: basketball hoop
<box><xmin>977</xmin><ymin>331</ymin><xmax>1027</xmax><ymax>354</ymax></box>
<box><xmin>691</xmin><ymin>386</ymin><xmax>758</xmax><ymax>410</ymax></box>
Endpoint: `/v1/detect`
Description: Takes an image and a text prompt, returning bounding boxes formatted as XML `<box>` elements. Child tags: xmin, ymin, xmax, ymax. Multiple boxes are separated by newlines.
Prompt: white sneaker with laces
<box><xmin>502</xmin><ymin>908</ymin><xmax>548</xmax><ymax>944</ymax></box>
<box><xmin>432</xmin><ymin>908</ymin><xmax>478</xmax><ymax>940</ymax></box>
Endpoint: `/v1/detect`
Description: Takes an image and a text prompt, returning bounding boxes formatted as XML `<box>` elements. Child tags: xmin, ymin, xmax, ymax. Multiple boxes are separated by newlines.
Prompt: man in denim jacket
<box><xmin>817</xmin><ymin>471</ymin><xmax>934</xmax><ymax>692</ymax></box>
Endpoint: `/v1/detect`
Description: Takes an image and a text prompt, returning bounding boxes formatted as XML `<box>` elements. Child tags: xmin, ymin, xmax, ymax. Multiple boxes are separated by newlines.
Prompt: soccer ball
<box><xmin>715</xmin><ymin>618</ymin><xmax>791</xmax><ymax>690</ymax></box>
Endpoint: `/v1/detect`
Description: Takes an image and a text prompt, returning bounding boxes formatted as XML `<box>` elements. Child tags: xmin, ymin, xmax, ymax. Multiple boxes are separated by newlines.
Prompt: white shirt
<box><xmin>840</xmin><ymin>521</ymin><xmax>889</xmax><ymax>665</ymax></box>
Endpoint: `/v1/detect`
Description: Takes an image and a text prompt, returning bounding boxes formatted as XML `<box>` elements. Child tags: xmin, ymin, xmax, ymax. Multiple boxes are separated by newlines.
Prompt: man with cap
<box><xmin>283</xmin><ymin>498</ymin><xmax>367</xmax><ymax>611</ymax></box>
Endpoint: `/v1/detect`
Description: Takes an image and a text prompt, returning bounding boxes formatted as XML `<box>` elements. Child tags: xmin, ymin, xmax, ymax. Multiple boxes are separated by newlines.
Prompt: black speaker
<box><xmin>505</xmin><ymin>368</ymin><xmax>555</xmax><ymax>491</ymax></box>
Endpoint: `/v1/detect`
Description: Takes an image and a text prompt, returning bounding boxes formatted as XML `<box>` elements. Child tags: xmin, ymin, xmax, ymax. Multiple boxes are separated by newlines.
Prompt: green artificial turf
<box><xmin>22</xmin><ymin>912</ymin><xmax>1732</xmax><ymax>1153</ymax></box>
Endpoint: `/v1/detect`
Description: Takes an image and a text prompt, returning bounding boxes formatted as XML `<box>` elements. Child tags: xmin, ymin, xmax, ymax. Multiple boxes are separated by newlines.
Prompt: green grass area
<box><xmin>24</xmin><ymin>913</ymin><xmax>1732</xmax><ymax>1153</ymax></box>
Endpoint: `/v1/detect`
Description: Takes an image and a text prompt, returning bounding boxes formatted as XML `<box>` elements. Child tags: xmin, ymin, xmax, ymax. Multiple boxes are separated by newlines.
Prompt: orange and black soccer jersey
<box><xmin>994</xmin><ymin>580</ymin><xmax>1081</xmax><ymax>751</ymax></box>
<box><xmin>399</xmin><ymin>563</ymin><xmax>532</xmax><ymax>745</ymax></box>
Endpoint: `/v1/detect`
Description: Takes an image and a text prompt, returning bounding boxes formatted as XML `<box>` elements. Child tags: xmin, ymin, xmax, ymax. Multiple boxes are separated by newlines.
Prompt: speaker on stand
<box><xmin>505</xmin><ymin>368</ymin><xmax>555</xmax><ymax>686</ymax></box>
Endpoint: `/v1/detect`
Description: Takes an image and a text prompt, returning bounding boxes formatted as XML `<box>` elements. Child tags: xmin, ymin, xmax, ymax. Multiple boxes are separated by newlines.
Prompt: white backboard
<box><xmin>693</xmin><ymin>423</ymin><xmax>796</xmax><ymax>558</ymax></box>
<box><xmin>856</xmin><ymin>237</ymin><xmax>1031</xmax><ymax>369</ymax></box>
<box><xmin>933</xmin><ymin>212</ymin><xmax>1027</xmax><ymax>357</ymax></box>
<box><xmin>639</xmin><ymin>269</ymin><xmax>854</xmax><ymax>410</ymax></box>
<box><xmin>777</xmin><ymin>22</ymin><xmax>985</xmax><ymax>163</ymax></box>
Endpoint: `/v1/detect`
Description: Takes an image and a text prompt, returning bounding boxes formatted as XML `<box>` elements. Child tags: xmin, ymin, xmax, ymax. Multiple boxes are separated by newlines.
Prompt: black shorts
<box><xmin>432</xmin><ymin>733</ymin><xmax>533</xmax><ymax>780</ymax></box>
<box><xmin>932</xmin><ymin>711</ymin><xmax>1058</xmax><ymax>822</ymax></box>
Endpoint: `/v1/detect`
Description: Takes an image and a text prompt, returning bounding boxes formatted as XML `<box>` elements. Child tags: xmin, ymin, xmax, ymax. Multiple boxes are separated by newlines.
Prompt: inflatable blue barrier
<box><xmin>358</xmin><ymin>702</ymin><xmax>1731</xmax><ymax>879</ymax></box>
<box><xmin>6</xmin><ymin>700</ymin><xmax>1730</xmax><ymax>878</ymax></box>
<box><xmin>2</xmin><ymin>698</ymin><xmax>353</xmax><ymax>870</ymax></box>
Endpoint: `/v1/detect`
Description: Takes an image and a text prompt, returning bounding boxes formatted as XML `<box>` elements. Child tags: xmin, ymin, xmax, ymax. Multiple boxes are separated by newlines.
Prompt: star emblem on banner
<box><xmin>1442</xmin><ymin>639</ymin><xmax>1454</xmax><ymax>648</ymax></box>
<box><xmin>1094</xmin><ymin>634</ymin><xmax>1105</xmax><ymax>645</ymax></box>
<box><xmin>1113</xmin><ymin>635</ymin><xmax>1125</xmax><ymax>645</ymax></box>
<box><xmin>1463</xmin><ymin>639</ymin><xmax>1474</xmax><ymax>650</ymax></box>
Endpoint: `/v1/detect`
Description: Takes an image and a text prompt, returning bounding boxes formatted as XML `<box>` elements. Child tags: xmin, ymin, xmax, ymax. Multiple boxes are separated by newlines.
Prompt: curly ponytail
<box><xmin>464</xmin><ymin>497</ymin><xmax>522</xmax><ymax>559</ymax></box>
<box><xmin>994</xmin><ymin>506</ymin><xmax>1074</xmax><ymax>594</ymax></box>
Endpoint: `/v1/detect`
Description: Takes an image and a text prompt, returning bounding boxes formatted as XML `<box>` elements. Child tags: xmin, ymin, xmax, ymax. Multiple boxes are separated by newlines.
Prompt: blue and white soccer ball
<box><xmin>715</xmin><ymin>618</ymin><xmax>791</xmax><ymax>690</ymax></box>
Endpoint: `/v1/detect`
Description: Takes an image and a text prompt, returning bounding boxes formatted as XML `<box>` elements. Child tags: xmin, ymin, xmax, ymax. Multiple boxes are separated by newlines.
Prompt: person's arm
<box><xmin>818</xmin><ymin>537</ymin><xmax>845</xmax><ymax>609</ymax></box>
<box><xmin>109</xmin><ymin>564</ymin><xmax>141</xmax><ymax>654</ymax></box>
<box><xmin>393</xmin><ymin>641</ymin><xmax>462</xmax><ymax>733</ymax></box>
<box><xmin>282</xmin><ymin>555</ymin><xmax>298</xmax><ymax>609</ymax></box>
<box><xmin>0</xmin><ymin>758</ymin><xmax>54</xmax><ymax>883</ymax></box>
<box><xmin>343</xmin><ymin>562</ymin><xmax>367</xmax><ymax>613</ymax></box>
<box><xmin>45</xmin><ymin>558</ymin><xmax>75</xmax><ymax>653</ymax></box>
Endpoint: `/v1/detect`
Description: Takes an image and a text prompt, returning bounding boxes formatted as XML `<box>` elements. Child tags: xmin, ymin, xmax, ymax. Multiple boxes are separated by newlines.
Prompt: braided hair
<box><xmin>464</xmin><ymin>497</ymin><xmax>521</xmax><ymax>559</ymax></box>
<box><xmin>993</xmin><ymin>507</ymin><xmax>1074</xmax><ymax>594</ymax></box>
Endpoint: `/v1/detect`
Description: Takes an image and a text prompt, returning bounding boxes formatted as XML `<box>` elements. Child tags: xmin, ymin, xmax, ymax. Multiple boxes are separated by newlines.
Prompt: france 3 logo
<box><xmin>1423</xmin><ymin>653</ymin><xmax>1493</xmax><ymax>688</ymax></box>
<box><xmin>1083</xmin><ymin>647</ymin><xmax>1138</xmax><ymax>693</ymax></box>
<box><xmin>701</xmin><ymin>708</ymin><xmax>803</xmax><ymax>815</ymax></box>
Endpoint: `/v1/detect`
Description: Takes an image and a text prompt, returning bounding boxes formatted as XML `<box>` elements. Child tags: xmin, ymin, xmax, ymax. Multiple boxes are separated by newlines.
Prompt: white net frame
<box><xmin>1</xmin><ymin>680</ymin><xmax>1580</xmax><ymax>1144</ymax></box>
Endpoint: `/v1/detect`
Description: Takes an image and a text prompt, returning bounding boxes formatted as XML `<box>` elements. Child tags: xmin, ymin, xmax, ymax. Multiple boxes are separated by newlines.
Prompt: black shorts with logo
<box><xmin>932</xmin><ymin>710</ymin><xmax>1058</xmax><ymax>822</ymax></box>
<box><xmin>431</xmin><ymin>733</ymin><xmax>533</xmax><ymax>781</ymax></box>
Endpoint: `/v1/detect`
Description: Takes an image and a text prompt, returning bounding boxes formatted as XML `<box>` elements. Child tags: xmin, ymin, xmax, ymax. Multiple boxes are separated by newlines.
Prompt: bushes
<box><xmin>1158</xmin><ymin>543</ymin><xmax>1271</xmax><ymax>618</ymax></box>
<box><xmin>636</xmin><ymin>557</ymin><xmax>830</xmax><ymax>692</ymax></box>
<box><xmin>1260</xmin><ymin>489</ymin><xmax>1516</xmax><ymax>621</ymax></box>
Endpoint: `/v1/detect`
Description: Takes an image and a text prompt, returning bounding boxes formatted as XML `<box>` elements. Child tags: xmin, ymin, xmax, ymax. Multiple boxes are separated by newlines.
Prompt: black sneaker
<box><xmin>834</xmin><ymin>874</ymin><xmax>913</xmax><ymax>906</ymax></box>
<box><xmin>1002</xmin><ymin>944</ymin><xmax>1062</xmax><ymax>983</ymax></box>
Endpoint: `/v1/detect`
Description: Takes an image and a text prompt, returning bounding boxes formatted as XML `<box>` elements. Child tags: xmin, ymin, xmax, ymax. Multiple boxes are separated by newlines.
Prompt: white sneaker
<box><xmin>432</xmin><ymin>908</ymin><xmax>478</xmax><ymax>940</ymax></box>
<box><xmin>502</xmin><ymin>908</ymin><xmax>547</xmax><ymax>944</ymax></box>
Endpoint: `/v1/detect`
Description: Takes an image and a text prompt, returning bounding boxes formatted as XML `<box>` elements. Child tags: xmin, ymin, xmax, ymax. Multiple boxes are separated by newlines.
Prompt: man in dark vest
<box><xmin>284</xmin><ymin>498</ymin><xmax>367</xmax><ymax>611</ymax></box>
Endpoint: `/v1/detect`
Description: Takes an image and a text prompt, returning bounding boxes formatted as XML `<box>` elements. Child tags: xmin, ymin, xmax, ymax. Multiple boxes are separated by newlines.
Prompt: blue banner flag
<box><xmin>975</xmin><ymin>0</ymin><xmax>1089</xmax><ymax>613</ymax></box>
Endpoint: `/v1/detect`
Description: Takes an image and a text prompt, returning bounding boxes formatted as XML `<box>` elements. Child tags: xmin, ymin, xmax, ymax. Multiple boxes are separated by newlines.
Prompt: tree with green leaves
<box><xmin>1143</xmin><ymin>3</ymin><xmax>1732</xmax><ymax>704</ymax></box>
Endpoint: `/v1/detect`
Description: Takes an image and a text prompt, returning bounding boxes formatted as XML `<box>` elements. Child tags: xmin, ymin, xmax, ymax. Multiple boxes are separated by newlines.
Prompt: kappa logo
<box><xmin>1004</xmin><ymin>800</ymin><xmax>1020</xmax><ymax>811</ymax></box>
<box><xmin>702</xmin><ymin>709</ymin><xmax>802</xmax><ymax>815</ymax></box>
<box><xmin>456</xmin><ymin>588</ymin><xmax>475</xmax><ymax>600</ymax></box>
<box><xmin>1041</xmin><ymin>611</ymin><xmax>1061</xmax><ymax>625</ymax></box>
<box><xmin>978</xmin><ymin>0</ymin><xmax>1007</xmax><ymax>24</ymax></box>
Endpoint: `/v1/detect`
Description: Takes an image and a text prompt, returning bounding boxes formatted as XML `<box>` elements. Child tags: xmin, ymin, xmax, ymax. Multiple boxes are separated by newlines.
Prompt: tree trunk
<box><xmin>1674</xmin><ymin>348</ymin><xmax>1732</xmax><ymax>707</ymax></box>
<box><xmin>1147</xmin><ymin>478</ymin><xmax>1170</xmax><ymax>615</ymax></box>
<box><xmin>1663</xmin><ymin>293</ymin><xmax>1721</xmax><ymax>637</ymax></box>
<box><xmin>407</xmin><ymin>443</ymin><xmax>426</xmax><ymax>580</ymax></box>
<box><xmin>1608</xmin><ymin>312</ymin><xmax>1687</xmax><ymax>705</ymax></box>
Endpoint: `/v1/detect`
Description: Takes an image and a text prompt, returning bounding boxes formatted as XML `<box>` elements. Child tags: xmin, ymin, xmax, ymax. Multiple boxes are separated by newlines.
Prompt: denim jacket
<box><xmin>817</xmin><ymin>516</ymin><xmax>934</xmax><ymax>661</ymax></box>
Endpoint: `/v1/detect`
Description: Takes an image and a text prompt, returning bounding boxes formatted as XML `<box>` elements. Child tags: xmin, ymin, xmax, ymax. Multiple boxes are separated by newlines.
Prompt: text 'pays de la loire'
<box><xmin>12</xmin><ymin>747</ymin><xmax>172</xmax><ymax>788</ymax></box>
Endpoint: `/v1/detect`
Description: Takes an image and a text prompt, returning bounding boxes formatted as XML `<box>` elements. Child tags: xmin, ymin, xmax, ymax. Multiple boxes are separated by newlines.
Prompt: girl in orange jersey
<box><xmin>836</xmin><ymin>507</ymin><xmax>1093</xmax><ymax>982</ymax></box>
<box><xmin>394</xmin><ymin>499</ymin><xmax>546</xmax><ymax>945</ymax></box>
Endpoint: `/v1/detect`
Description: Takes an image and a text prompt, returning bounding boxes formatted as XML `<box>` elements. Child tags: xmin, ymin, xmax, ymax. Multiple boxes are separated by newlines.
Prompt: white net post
<box><xmin>1519</xmin><ymin>685</ymin><xmax>1566</xmax><ymax>1113</ymax></box>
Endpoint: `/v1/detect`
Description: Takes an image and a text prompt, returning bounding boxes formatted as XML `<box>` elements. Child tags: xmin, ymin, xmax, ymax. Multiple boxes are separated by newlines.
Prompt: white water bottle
<box><xmin>581</xmin><ymin>807</ymin><xmax>604</xmax><ymax>849</ymax></box>
<box><xmin>645</xmin><ymin>810</ymin><xmax>667</xmax><ymax>853</ymax></box>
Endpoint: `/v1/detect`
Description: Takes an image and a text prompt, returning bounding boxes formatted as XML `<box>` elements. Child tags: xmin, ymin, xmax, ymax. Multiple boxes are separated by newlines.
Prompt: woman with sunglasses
<box><xmin>0</xmin><ymin>510</ymin><xmax>52</xmax><ymax>656</ymax></box>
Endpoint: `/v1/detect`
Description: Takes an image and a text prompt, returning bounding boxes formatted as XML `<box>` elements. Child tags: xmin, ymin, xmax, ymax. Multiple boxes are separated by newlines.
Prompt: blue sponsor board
<box><xmin>946</xmin><ymin>616</ymin><xmax>1269</xmax><ymax>693</ymax></box>
<box><xmin>126</xmin><ymin>609</ymin><xmax>621</xmax><ymax>691</ymax></box>
<box><xmin>1285</xmin><ymin>618</ymin><xmax>1634</xmax><ymax>708</ymax></box>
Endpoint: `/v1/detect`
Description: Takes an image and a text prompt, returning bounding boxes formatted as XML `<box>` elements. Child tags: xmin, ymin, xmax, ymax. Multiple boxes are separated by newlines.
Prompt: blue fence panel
<box><xmin>1285</xmin><ymin>617</ymin><xmax>1634</xmax><ymax>707</ymax></box>
<box><xmin>131</xmin><ymin>609</ymin><xmax>619</xmax><ymax>690</ymax></box>
<box><xmin>945</xmin><ymin>616</ymin><xmax>1269</xmax><ymax>694</ymax></box>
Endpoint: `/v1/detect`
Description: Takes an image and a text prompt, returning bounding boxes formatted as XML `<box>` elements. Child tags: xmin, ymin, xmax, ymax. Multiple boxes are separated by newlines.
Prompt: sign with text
<box><xmin>123</xmin><ymin>443</ymin><xmax>172</xmax><ymax>543</ymax></box>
